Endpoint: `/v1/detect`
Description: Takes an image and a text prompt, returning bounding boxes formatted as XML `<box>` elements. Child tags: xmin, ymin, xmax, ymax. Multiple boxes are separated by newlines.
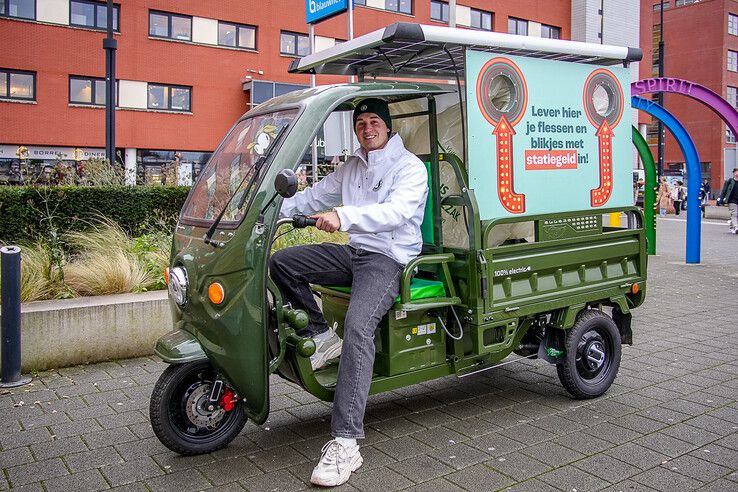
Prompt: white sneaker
<box><xmin>310</xmin><ymin>325</ymin><xmax>342</xmax><ymax>371</ymax></box>
<box><xmin>310</xmin><ymin>439</ymin><xmax>362</xmax><ymax>487</ymax></box>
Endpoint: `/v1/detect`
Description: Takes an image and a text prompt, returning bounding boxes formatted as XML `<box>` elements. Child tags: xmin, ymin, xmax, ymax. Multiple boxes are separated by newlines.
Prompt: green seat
<box><xmin>326</xmin><ymin>277</ymin><xmax>446</xmax><ymax>302</ymax></box>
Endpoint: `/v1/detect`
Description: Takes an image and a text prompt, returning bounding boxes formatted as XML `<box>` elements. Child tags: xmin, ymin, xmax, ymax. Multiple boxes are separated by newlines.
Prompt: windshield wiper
<box><xmin>203</xmin><ymin>125</ymin><xmax>288</xmax><ymax>247</ymax></box>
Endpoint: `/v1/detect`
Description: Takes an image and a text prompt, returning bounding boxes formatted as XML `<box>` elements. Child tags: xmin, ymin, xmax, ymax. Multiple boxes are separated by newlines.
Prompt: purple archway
<box><xmin>632</xmin><ymin>77</ymin><xmax>738</xmax><ymax>141</ymax></box>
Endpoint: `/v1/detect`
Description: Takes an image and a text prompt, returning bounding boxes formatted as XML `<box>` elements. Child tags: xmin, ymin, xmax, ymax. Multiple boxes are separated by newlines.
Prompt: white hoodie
<box><xmin>280</xmin><ymin>134</ymin><xmax>428</xmax><ymax>265</ymax></box>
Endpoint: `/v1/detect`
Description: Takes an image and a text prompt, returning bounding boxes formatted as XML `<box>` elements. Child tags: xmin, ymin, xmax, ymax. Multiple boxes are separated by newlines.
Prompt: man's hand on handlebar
<box><xmin>313</xmin><ymin>211</ymin><xmax>341</xmax><ymax>233</ymax></box>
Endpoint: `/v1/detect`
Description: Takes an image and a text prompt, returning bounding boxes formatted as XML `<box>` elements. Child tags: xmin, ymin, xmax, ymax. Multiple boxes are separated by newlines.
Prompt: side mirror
<box><xmin>275</xmin><ymin>169</ymin><xmax>298</xmax><ymax>198</ymax></box>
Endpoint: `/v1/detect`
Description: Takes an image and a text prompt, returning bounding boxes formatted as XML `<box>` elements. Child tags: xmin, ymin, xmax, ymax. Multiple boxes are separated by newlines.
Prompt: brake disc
<box><xmin>185</xmin><ymin>384</ymin><xmax>226</xmax><ymax>429</ymax></box>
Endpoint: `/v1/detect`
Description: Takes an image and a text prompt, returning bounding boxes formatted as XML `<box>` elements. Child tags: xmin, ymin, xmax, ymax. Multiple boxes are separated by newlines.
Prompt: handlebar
<box><xmin>275</xmin><ymin>215</ymin><xmax>318</xmax><ymax>229</ymax></box>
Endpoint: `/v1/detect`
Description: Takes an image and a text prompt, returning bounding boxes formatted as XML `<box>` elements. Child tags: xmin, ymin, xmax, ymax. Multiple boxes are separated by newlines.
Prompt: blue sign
<box><xmin>306</xmin><ymin>0</ymin><xmax>348</xmax><ymax>24</ymax></box>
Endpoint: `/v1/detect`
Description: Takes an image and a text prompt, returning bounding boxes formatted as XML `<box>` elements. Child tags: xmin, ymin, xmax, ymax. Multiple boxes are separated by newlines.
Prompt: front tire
<box><xmin>556</xmin><ymin>310</ymin><xmax>621</xmax><ymax>399</ymax></box>
<box><xmin>150</xmin><ymin>360</ymin><xmax>247</xmax><ymax>455</ymax></box>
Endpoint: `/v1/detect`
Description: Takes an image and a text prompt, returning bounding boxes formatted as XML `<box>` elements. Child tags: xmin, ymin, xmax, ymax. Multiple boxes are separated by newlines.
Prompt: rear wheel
<box><xmin>150</xmin><ymin>360</ymin><xmax>247</xmax><ymax>455</ymax></box>
<box><xmin>556</xmin><ymin>310</ymin><xmax>621</xmax><ymax>399</ymax></box>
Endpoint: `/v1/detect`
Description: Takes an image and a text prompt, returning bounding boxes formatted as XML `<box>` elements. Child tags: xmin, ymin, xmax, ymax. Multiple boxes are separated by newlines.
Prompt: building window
<box><xmin>0</xmin><ymin>69</ymin><xmax>35</xmax><ymax>101</ymax></box>
<box><xmin>69</xmin><ymin>76</ymin><xmax>110</xmax><ymax>106</ymax></box>
<box><xmin>0</xmin><ymin>0</ymin><xmax>35</xmax><ymax>19</ymax></box>
<box><xmin>730</xmin><ymin>14</ymin><xmax>738</xmax><ymax>36</ymax></box>
<box><xmin>149</xmin><ymin>11</ymin><xmax>192</xmax><ymax>41</ymax></box>
<box><xmin>729</xmin><ymin>50</ymin><xmax>738</xmax><ymax>72</ymax></box>
<box><xmin>70</xmin><ymin>1</ymin><xmax>119</xmax><ymax>31</ymax></box>
<box><xmin>653</xmin><ymin>1</ymin><xmax>670</xmax><ymax>10</ymax></box>
<box><xmin>727</xmin><ymin>128</ymin><xmax>736</xmax><ymax>144</ymax></box>
<box><xmin>280</xmin><ymin>31</ymin><xmax>310</xmax><ymax>57</ymax></box>
<box><xmin>353</xmin><ymin>0</ymin><xmax>411</xmax><ymax>14</ymax></box>
<box><xmin>147</xmin><ymin>84</ymin><xmax>191</xmax><ymax>111</ymax></box>
<box><xmin>218</xmin><ymin>21</ymin><xmax>256</xmax><ymax>49</ymax></box>
<box><xmin>541</xmin><ymin>24</ymin><xmax>561</xmax><ymax>39</ymax></box>
<box><xmin>728</xmin><ymin>86</ymin><xmax>738</xmax><ymax>108</ymax></box>
<box><xmin>430</xmin><ymin>0</ymin><xmax>448</xmax><ymax>22</ymax></box>
<box><xmin>508</xmin><ymin>17</ymin><xmax>528</xmax><ymax>36</ymax></box>
<box><xmin>470</xmin><ymin>8</ymin><xmax>493</xmax><ymax>31</ymax></box>
<box><xmin>675</xmin><ymin>0</ymin><xmax>696</xmax><ymax>6</ymax></box>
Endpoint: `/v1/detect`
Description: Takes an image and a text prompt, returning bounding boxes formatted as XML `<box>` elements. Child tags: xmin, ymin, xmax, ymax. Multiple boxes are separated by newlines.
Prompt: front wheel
<box><xmin>150</xmin><ymin>360</ymin><xmax>247</xmax><ymax>455</ymax></box>
<box><xmin>556</xmin><ymin>310</ymin><xmax>621</xmax><ymax>399</ymax></box>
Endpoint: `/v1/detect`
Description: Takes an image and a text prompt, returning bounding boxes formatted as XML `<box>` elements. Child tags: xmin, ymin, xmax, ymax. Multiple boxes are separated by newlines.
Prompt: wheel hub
<box><xmin>184</xmin><ymin>385</ymin><xmax>226</xmax><ymax>429</ymax></box>
<box><xmin>584</xmin><ymin>341</ymin><xmax>606</xmax><ymax>370</ymax></box>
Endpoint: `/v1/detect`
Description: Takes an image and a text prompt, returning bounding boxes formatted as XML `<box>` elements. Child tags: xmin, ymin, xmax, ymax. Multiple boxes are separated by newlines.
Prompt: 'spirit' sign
<box><xmin>306</xmin><ymin>0</ymin><xmax>348</xmax><ymax>24</ymax></box>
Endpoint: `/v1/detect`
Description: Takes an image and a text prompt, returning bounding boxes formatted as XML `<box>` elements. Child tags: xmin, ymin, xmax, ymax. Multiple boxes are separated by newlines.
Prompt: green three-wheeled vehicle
<box><xmin>149</xmin><ymin>23</ymin><xmax>646</xmax><ymax>454</ymax></box>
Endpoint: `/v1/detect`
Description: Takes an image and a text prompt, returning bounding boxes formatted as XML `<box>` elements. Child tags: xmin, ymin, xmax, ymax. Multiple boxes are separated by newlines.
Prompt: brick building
<box><xmin>639</xmin><ymin>0</ymin><xmax>738</xmax><ymax>193</ymax></box>
<box><xmin>1</xmin><ymin>0</ymin><xmax>638</xmax><ymax>184</ymax></box>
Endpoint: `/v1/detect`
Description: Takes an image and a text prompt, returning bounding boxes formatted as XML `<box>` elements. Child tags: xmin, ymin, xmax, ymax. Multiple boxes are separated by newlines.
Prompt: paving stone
<box><xmin>95</xmin><ymin>410</ymin><xmax>148</xmax><ymax>430</ymax></box>
<box><xmin>696</xmin><ymin>479</ymin><xmax>738</xmax><ymax>491</ymax></box>
<box><xmin>599</xmin><ymin>479</ymin><xmax>659</xmax><ymax>491</ymax></box>
<box><xmin>573</xmin><ymin>453</ymin><xmax>642</xmax><ymax>482</ymax></box>
<box><xmin>145</xmin><ymin>468</ymin><xmax>212</xmax><ymax>492</ymax></box>
<box><xmin>65</xmin><ymin>446</ymin><xmax>124</xmax><ymax>472</ymax></box>
<box><xmin>30</xmin><ymin>435</ymin><xmax>88</xmax><ymax>460</ymax></box>
<box><xmin>101</xmin><ymin>456</ymin><xmax>164</xmax><ymax>487</ymax></box>
<box><xmin>115</xmin><ymin>436</ymin><xmax>169</xmax><ymax>460</ymax></box>
<box><xmin>689</xmin><ymin>444</ymin><xmax>738</xmax><ymax>469</ymax></box>
<box><xmin>409</xmin><ymin>425</ymin><xmax>467</xmax><ymax>449</ymax></box>
<box><xmin>152</xmin><ymin>450</ymin><xmax>216</xmax><ymax>472</ymax></box>
<box><xmin>403</xmin><ymin>477</ymin><xmax>466</xmax><ymax>491</ymax></box>
<box><xmin>198</xmin><ymin>456</ymin><xmax>261</xmax><ymax>485</ymax></box>
<box><xmin>498</xmin><ymin>422</ymin><xmax>556</xmax><ymax>445</ymax></box>
<box><xmin>611</xmin><ymin>414</ymin><xmax>668</xmax><ymax>434</ymax></box>
<box><xmin>661</xmin><ymin>423</ymin><xmax>722</xmax><ymax>447</ymax></box>
<box><xmin>427</xmin><ymin>443</ymin><xmax>489</xmax><ymax>470</ymax></box>
<box><xmin>387</xmin><ymin>454</ymin><xmax>455</xmax><ymax>483</ymax></box>
<box><xmin>538</xmin><ymin>464</ymin><xmax>611</xmax><ymax>492</ymax></box>
<box><xmin>634</xmin><ymin>432</ymin><xmax>701</xmax><ymax>459</ymax></box>
<box><xmin>604</xmin><ymin>442</ymin><xmax>670</xmax><ymax>470</ymax></box>
<box><xmin>467</xmin><ymin>432</ymin><xmax>526</xmax><ymax>457</ymax></box>
<box><xmin>553</xmin><ymin>430</ymin><xmax>617</xmax><ymax>456</ymax></box>
<box><xmin>443</xmin><ymin>416</ymin><xmax>501</xmax><ymax>438</ymax></box>
<box><xmin>240</xmin><ymin>468</ymin><xmax>306</xmax><ymax>492</ymax></box>
<box><xmin>50</xmin><ymin>418</ymin><xmax>104</xmax><ymax>438</ymax></box>
<box><xmin>631</xmin><ymin>466</ymin><xmax>703</xmax><ymax>491</ymax></box>
<box><xmin>369</xmin><ymin>417</ymin><xmax>425</xmax><ymax>439</ymax></box>
<box><xmin>248</xmin><ymin>444</ymin><xmax>309</xmax><ymax>472</ymax></box>
<box><xmin>520</xmin><ymin>440</ymin><xmax>587</xmax><ymax>467</ymax></box>
<box><xmin>528</xmin><ymin>414</ymin><xmax>587</xmax><ymax>436</ymax></box>
<box><xmin>660</xmin><ymin>455</ymin><xmax>732</xmax><ymax>483</ymax></box>
<box><xmin>0</xmin><ymin>427</ymin><xmax>52</xmax><ymax>450</ymax></box>
<box><xmin>6</xmin><ymin>457</ymin><xmax>68</xmax><ymax>487</ymax></box>
<box><xmin>374</xmin><ymin>436</ymin><xmax>433</xmax><ymax>461</ymax></box>
<box><xmin>82</xmin><ymin>427</ymin><xmax>139</xmax><ymax>449</ymax></box>
<box><xmin>583</xmin><ymin>421</ymin><xmax>643</xmax><ymax>445</ymax></box>
<box><xmin>445</xmin><ymin>463</ymin><xmax>514</xmax><ymax>492</ymax></box>
<box><xmin>0</xmin><ymin>446</ymin><xmax>35</xmax><ymax>469</ymax></box>
<box><xmin>500</xmin><ymin>478</ymin><xmax>560</xmax><ymax>492</ymax></box>
<box><xmin>485</xmin><ymin>451</ymin><xmax>552</xmax><ymax>481</ymax></box>
<box><xmin>43</xmin><ymin>469</ymin><xmax>109</xmax><ymax>492</ymax></box>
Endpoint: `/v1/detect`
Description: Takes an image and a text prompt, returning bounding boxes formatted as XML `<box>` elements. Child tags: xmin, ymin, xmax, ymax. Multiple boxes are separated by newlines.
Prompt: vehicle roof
<box><xmin>246</xmin><ymin>81</ymin><xmax>453</xmax><ymax>117</ymax></box>
<box><xmin>289</xmin><ymin>22</ymin><xmax>643</xmax><ymax>80</ymax></box>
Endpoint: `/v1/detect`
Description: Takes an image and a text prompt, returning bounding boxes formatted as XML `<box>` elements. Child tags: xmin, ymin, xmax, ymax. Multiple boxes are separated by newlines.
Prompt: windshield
<box><xmin>181</xmin><ymin>109</ymin><xmax>299</xmax><ymax>225</ymax></box>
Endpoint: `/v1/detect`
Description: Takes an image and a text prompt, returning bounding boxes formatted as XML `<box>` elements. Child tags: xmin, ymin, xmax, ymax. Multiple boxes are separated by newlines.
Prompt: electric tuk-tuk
<box><xmin>150</xmin><ymin>23</ymin><xmax>646</xmax><ymax>455</ymax></box>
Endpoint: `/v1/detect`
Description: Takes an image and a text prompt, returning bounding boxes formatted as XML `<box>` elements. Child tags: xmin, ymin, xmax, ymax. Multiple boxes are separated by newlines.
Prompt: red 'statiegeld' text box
<box><xmin>524</xmin><ymin>150</ymin><xmax>578</xmax><ymax>170</ymax></box>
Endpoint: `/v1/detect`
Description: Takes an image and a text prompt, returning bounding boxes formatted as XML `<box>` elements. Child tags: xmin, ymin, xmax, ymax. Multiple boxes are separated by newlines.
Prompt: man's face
<box><xmin>355</xmin><ymin>113</ymin><xmax>390</xmax><ymax>152</ymax></box>
<box><xmin>733</xmin><ymin>169</ymin><xmax>738</xmax><ymax>180</ymax></box>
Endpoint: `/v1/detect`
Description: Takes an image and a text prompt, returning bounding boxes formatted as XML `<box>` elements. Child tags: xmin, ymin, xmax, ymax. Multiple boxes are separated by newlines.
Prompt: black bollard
<box><xmin>1</xmin><ymin>246</ymin><xmax>31</xmax><ymax>388</ymax></box>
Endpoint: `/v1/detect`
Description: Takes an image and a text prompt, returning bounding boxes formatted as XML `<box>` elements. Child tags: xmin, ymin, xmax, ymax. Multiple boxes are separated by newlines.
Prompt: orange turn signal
<box><xmin>631</xmin><ymin>283</ymin><xmax>640</xmax><ymax>294</ymax></box>
<box><xmin>163</xmin><ymin>267</ymin><xmax>170</xmax><ymax>285</ymax></box>
<box><xmin>208</xmin><ymin>282</ymin><xmax>225</xmax><ymax>305</ymax></box>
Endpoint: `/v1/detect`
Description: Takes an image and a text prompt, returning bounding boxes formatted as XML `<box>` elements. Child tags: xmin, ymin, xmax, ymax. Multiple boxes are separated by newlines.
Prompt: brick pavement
<box><xmin>1</xmin><ymin>221</ymin><xmax>737</xmax><ymax>491</ymax></box>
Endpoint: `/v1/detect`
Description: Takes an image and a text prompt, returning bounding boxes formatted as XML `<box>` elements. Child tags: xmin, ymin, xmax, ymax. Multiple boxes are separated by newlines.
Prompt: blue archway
<box><xmin>631</xmin><ymin>96</ymin><xmax>701</xmax><ymax>264</ymax></box>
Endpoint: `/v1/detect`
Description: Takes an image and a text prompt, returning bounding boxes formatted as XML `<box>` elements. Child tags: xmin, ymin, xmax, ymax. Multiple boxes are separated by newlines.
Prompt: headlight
<box><xmin>168</xmin><ymin>267</ymin><xmax>188</xmax><ymax>306</ymax></box>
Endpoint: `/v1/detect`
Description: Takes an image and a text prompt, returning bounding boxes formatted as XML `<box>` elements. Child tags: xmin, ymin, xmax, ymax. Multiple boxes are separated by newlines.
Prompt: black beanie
<box><xmin>353</xmin><ymin>98</ymin><xmax>392</xmax><ymax>132</ymax></box>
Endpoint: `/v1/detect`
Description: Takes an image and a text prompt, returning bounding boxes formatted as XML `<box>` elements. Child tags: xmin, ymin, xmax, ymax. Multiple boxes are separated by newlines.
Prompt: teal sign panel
<box><xmin>465</xmin><ymin>50</ymin><xmax>633</xmax><ymax>219</ymax></box>
<box><xmin>306</xmin><ymin>0</ymin><xmax>348</xmax><ymax>24</ymax></box>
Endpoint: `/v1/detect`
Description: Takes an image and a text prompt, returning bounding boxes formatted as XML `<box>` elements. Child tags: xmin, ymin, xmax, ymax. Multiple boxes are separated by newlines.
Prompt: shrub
<box><xmin>0</xmin><ymin>185</ymin><xmax>190</xmax><ymax>244</ymax></box>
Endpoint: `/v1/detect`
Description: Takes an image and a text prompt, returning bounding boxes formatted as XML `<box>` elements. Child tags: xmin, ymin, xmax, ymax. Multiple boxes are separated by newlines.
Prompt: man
<box><xmin>270</xmin><ymin>98</ymin><xmax>428</xmax><ymax>487</ymax></box>
<box><xmin>718</xmin><ymin>167</ymin><xmax>738</xmax><ymax>234</ymax></box>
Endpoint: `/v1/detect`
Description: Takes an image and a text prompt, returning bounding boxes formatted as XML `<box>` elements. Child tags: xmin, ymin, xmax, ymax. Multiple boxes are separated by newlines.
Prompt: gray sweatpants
<box><xmin>729</xmin><ymin>203</ymin><xmax>738</xmax><ymax>233</ymax></box>
<box><xmin>270</xmin><ymin>243</ymin><xmax>403</xmax><ymax>439</ymax></box>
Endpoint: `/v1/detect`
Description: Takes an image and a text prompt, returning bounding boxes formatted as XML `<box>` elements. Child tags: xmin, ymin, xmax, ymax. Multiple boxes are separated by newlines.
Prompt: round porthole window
<box><xmin>488</xmin><ymin>74</ymin><xmax>515</xmax><ymax>112</ymax></box>
<box><xmin>476</xmin><ymin>57</ymin><xmax>528</xmax><ymax>127</ymax></box>
<box><xmin>583</xmin><ymin>68</ymin><xmax>624</xmax><ymax>129</ymax></box>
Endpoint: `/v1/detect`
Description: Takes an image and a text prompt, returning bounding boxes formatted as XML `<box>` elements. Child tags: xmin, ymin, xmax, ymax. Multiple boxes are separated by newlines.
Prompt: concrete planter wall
<box><xmin>0</xmin><ymin>291</ymin><xmax>172</xmax><ymax>372</ymax></box>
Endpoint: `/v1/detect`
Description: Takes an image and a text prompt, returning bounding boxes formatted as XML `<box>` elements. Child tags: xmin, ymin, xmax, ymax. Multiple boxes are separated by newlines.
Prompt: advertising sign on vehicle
<box><xmin>306</xmin><ymin>0</ymin><xmax>348</xmax><ymax>24</ymax></box>
<box><xmin>466</xmin><ymin>50</ymin><xmax>633</xmax><ymax>219</ymax></box>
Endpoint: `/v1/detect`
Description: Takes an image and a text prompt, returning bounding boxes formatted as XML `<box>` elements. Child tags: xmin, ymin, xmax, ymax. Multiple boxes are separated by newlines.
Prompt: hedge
<box><xmin>0</xmin><ymin>186</ymin><xmax>191</xmax><ymax>244</ymax></box>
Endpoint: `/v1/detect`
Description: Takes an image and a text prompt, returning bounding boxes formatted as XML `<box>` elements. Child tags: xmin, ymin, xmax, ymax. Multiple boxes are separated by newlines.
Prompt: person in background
<box><xmin>671</xmin><ymin>180</ymin><xmax>685</xmax><ymax>216</ymax></box>
<box><xmin>718</xmin><ymin>168</ymin><xmax>738</xmax><ymax>234</ymax></box>
<box><xmin>656</xmin><ymin>177</ymin><xmax>671</xmax><ymax>217</ymax></box>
